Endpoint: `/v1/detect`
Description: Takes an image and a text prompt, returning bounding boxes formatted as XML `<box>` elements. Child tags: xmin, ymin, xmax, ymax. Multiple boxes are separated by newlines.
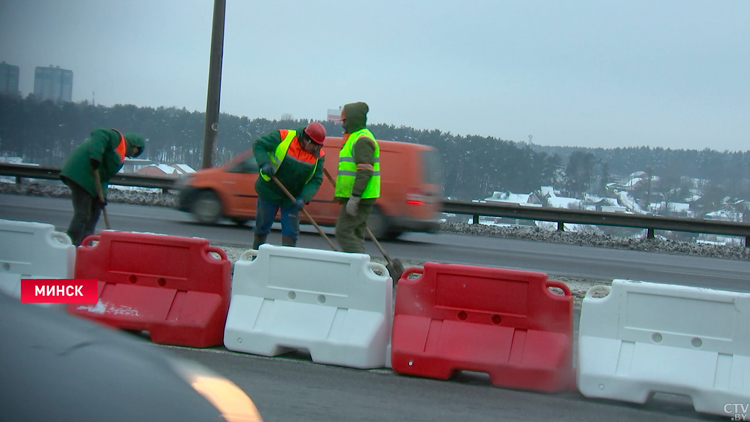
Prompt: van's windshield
<box><xmin>228</xmin><ymin>154</ymin><xmax>259</xmax><ymax>174</ymax></box>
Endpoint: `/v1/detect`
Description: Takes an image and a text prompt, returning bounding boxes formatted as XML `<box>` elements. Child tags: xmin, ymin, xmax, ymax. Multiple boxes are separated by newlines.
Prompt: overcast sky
<box><xmin>1</xmin><ymin>0</ymin><xmax>748</xmax><ymax>151</ymax></box>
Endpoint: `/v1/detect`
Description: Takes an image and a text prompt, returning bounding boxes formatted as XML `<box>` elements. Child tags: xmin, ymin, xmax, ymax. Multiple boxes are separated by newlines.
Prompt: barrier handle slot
<box><xmin>205</xmin><ymin>246</ymin><xmax>228</xmax><ymax>260</ymax></box>
<box><xmin>239</xmin><ymin>249</ymin><xmax>258</xmax><ymax>261</ymax></box>
<box><xmin>585</xmin><ymin>285</ymin><xmax>611</xmax><ymax>299</ymax></box>
<box><xmin>401</xmin><ymin>267</ymin><xmax>423</xmax><ymax>280</ymax></box>
<box><xmin>368</xmin><ymin>261</ymin><xmax>388</xmax><ymax>276</ymax></box>
<box><xmin>545</xmin><ymin>280</ymin><xmax>572</xmax><ymax>297</ymax></box>
<box><xmin>81</xmin><ymin>234</ymin><xmax>101</xmax><ymax>247</ymax></box>
<box><xmin>50</xmin><ymin>232</ymin><xmax>72</xmax><ymax>245</ymax></box>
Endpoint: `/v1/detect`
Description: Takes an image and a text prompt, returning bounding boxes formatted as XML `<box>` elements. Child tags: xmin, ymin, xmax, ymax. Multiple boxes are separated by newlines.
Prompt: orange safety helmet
<box><xmin>303</xmin><ymin>122</ymin><xmax>326</xmax><ymax>145</ymax></box>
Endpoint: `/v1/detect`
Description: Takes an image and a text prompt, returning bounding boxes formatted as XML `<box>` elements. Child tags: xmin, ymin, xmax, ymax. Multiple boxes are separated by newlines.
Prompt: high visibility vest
<box><xmin>335</xmin><ymin>128</ymin><xmax>380</xmax><ymax>199</ymax></box>
<box><xmin>112</xmin><ymin>129</ymin><xmax>127</xmax><ymax>162</ymax></box>
<box><xmin>259</xmin><ymin>130</ymin><xmax>318</xmax><ymax>183</ymax></box>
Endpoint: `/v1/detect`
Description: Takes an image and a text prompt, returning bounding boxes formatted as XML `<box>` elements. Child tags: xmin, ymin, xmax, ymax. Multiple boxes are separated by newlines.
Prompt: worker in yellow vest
<box><xmin>334</xmin><ymin>102</ymin><xmax>380</xmax><ymax>253</ymax></box>
<box><xmin>252</xmin><ymin>122</ymin><xmax>327</xmax><ymax>248</ymax></box>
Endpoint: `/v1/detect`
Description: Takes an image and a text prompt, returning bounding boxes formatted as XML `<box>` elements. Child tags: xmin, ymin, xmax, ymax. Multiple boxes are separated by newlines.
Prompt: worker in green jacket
<box><xmin>60</xmin><ymin>128</ymin><xmax>145</xmax><ymax>245</ymax></box>
<box><xmin>334</xmin><ymin>102</ymin><xmax>380</xmax><ymax>253</ymax></box>
<box><xmin>252</xmin><ymin>122</ymin><xmax>327</xmax><ymax>249</ymax></box>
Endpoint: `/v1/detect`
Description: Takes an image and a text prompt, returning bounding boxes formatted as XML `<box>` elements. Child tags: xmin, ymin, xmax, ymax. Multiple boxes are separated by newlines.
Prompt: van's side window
<box><xmin>229</xmin><ymin>156</ymin><xmax>259</xmax><ymax>174</ymax></box>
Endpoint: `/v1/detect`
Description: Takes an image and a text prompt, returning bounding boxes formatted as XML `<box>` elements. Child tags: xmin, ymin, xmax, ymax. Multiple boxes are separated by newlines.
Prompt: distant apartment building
<box><xmin>34</xmin><ymin>65</ymin><xmax>73</xmax><ymax>102</ymax></box>
<box><xmin>0</xmin><ymin>62</ymin><xmax>20</xmax><ymax>96</ymax></box>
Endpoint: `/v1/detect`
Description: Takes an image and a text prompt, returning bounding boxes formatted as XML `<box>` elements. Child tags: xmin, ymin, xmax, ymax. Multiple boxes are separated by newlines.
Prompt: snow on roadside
<box><xmin>2</xmin><ymin>181</ymin><xmax>749</xmax><ymax>263</ymax></box>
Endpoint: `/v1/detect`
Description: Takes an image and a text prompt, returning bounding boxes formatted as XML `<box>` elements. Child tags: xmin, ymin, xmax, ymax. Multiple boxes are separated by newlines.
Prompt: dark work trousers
<box><xmin>66</xmin><ymin>180</ymin><xmax>103</xmax><ymax>246</ymax></box>
<box><xmin>334</xmin><ymin>201</ymin><xmax>374</xmax><ymax>253</ymax></box>
<box><xmin>254</xmin><ymin>196</ymin><xmax>301</xmax><ymax>239</ymax></box>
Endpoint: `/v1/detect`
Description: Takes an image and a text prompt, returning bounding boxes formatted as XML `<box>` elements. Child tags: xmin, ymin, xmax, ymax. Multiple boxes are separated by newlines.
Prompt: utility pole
<box><xmin>201</xmin><ymin>0</ymin><xmax>226</xmax><ymax>169</ymax></box>
<box><xmin>646</xmin><ymin>165</ymin><xmax>653</xmax><ymax>212</ymax></box>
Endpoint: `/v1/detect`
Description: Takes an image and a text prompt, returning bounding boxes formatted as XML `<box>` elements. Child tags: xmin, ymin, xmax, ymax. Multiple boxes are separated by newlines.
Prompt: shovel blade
<box><xmin>387</xmin><ymin>258</ymin><xmax>405</xmax><ymax>286</ymax></box>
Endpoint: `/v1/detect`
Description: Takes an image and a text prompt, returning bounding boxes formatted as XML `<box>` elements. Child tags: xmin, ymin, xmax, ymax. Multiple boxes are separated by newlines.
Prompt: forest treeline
<box><xmin>1</xmin><ymin>94</ymin><xmax>750</xmax><ymax>205</ymax></box>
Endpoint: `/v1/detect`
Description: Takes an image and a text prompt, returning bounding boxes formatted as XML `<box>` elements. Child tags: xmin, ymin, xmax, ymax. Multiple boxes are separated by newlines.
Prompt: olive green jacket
<box><xmin>60</xmin><ymin>128</ymin><xmax>145</xmax><ymax>198</ymax></box>
<box><xmin>337</xmin><ymin>102</ymin><xmax>376</xmax><ymax>205</ymax></box>
<box><xmin>252</xmin><ymin>128</ymin><xmax>325</xmax><ymax>207</ymax></box>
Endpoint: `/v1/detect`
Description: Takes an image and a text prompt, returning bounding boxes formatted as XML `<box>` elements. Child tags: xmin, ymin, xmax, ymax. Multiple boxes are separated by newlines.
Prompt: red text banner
<box><xmin>21</xmin><ymin>279</ymin><xmax>98</xmax><ymax>303</ymax></box>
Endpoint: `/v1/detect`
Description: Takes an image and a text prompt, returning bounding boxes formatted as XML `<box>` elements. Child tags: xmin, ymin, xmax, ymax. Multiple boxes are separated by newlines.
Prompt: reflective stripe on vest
<box><xmin>112</xmin><ymin>129</ymin><xmax>127</xmax><ymax>162</ymax></box>
<box><xmin>259</xmin><ymin>130</ymin><xmax>318</xmax><ymax>183</ymax></box>
<box><xmin>335</xmin><ymin>128</ymin><xmax>380</xmax><ymax>199</ymax></box>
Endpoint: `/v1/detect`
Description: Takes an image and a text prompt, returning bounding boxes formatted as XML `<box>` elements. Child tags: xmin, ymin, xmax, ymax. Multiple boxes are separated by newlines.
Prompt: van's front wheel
<box><xmin>367</xmin><ymin>206</ymin><xmax>391</xmax><ymax>240</ymax></box>
<box><xmin>191</xmin><ymin>190</ymin><xmax>222</xmax><ymax>224</ymax></box>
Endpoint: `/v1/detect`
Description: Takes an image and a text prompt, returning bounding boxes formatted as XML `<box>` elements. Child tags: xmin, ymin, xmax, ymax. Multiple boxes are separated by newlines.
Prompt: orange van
<box><xmin>175</xmin><ymin>137</ymin><xmax>443</xmax><ymax>239</ymax></box>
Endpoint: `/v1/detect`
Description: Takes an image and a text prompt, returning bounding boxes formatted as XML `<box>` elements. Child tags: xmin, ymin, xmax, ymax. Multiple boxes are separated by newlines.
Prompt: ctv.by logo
<box><xmin>726</xmin><ymin>403</ymin><xmax>749</xmax><ymax>421</ymax></box>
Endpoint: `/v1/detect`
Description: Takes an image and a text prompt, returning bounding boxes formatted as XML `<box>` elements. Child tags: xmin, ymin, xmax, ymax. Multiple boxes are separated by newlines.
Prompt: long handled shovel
<box><xmin>93</xmin><ymin>169</ymin><xmax>111</xmax><ymax>229</ymax></box>
<box><xmin>271</xmin><ymin>176</ymin><xmax>338</xmax><ymax>251</ymax></box>
<box><xmin>322</xmin><ymin>169</ymin><xmax>405</xmax><ymax>283</ymax></box>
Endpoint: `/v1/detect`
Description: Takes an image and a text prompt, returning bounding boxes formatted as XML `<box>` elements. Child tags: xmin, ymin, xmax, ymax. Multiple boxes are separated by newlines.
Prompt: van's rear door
<box><xmin>408</xmin><ymin>148</ymin><xmax>444</xmax><ymax>219</ymax></box>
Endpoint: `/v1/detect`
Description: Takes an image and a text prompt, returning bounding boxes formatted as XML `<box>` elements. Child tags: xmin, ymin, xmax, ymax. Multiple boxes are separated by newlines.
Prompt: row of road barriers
<box><xmin>1</xmin><ymin>218</ymin><xmax>748</xmax><ymax>418</ymax></box>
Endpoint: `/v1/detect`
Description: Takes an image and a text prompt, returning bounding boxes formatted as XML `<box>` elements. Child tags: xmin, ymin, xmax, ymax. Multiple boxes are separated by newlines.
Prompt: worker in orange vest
<box><xmin>60</xmin><ymin>128</ymin><xmax>145</xmax><ymax>245</ymax></box>
<box><xmin>252</xmin><ymin>122</ymin><xmax>327</xmax><ymax>248</ymax></box>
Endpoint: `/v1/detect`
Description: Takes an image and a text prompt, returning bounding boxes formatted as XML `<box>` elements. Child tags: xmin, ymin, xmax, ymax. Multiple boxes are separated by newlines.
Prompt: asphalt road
<box><xmin>0</xmin><ymin>192</ymin><xmax>743</xmax><ymax>421</ymax></box>
<box><xmin>161</xmin><ymin>345</ymin><xmax>726</xmax><ymax>422</ymax></box>
<box><xmin>2</xmin><ymin>193</ymin><xmax>749</xmax><ymax>292</ymax></box>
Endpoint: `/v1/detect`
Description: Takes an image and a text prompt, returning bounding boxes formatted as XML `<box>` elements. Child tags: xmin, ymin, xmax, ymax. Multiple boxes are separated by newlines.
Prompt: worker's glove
<box><xmin>90</xmin><ymin>158</ymin><xmax>100</xmax><ymax>170</ymax></box>
<box><xmin>294</xmin><ymin>197</ymin><xmax>306</xmax><ymax>210</ymax></box>
<box><xmin>261</xmin><ymin>163</ymin><xmax>275</xmax><ymax>177</ymax></box>
<box><xmin>345</xmin><ymin>196</ymin><xmax>361</xmax><ymax>216</ymax></box>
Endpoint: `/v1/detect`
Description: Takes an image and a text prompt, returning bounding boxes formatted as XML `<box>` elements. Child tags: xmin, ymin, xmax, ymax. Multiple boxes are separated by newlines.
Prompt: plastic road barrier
<box><xmin>0</xmin><ymin>219</ymin><xmax>75</xmax><ymax>307</ymax></box>
<box><xmin>224</xmin><ymin>244</ymin><xmax>392</xmax><ymax>369</ymax></box>
<box><xmin>391</xmin><ymin>262</ymin><xmax>574</xmax><ymax>392</ymax></box>
<box><xmin>67</xmin><ymin>231</ymin><xmax>231</xmax><ymax>347</ymax></box>
<box><xmin>578</xmin><ymin>279</ymin><xmax>750</xmax><ymax>417</ymax></box>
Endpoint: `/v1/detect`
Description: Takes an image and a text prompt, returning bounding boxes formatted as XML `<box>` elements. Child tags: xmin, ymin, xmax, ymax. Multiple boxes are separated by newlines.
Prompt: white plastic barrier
<box><xmin>0</xmin><ymin>219</ymin><xmax>75</xmax><ymax>306</ymax></box>
<box><xmin>224</xmin><ymin>244</ymin><xmax>392</xmax><ymax>369</ymax></box>
<box><xmin>577</xmin><ymin>279</ymin><xmax>750</xmax><ymax>417</ymax></box>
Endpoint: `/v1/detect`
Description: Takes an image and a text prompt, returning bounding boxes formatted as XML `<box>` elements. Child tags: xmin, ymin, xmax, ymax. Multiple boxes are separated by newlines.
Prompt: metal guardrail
<box><xmin>442</xmin><ymin>200</ymin><xmax>750</xmax><ymax>244</ymax></box>
<box><xmin>2</xmin><ymin>163</ymin><xmax>749</xmax><ymax>246</ymax></box>
<box><xmin>0</xmin><ymin>163</ymin><xmax>177</xmax><ymax>190</ymax></box>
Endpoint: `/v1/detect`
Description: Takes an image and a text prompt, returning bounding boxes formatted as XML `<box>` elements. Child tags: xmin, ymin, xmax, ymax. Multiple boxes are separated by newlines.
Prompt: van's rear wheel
<box><xmin>367</xmin><ymin>206</ymin><xmax>391</xmax><ymax>240</ymax></box>
<box><xmin>387</xmin><ymin>229</ymin><xmax>404</xmax><ymax>240</ymax></box>
<box><xmin>192</xmin><ymin>190</ymin><xmax>222</xmax><ymax>224</ymax></box>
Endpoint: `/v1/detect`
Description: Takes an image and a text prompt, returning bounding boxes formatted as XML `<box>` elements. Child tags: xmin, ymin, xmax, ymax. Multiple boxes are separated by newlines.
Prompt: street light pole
<box><xmin>201</xmin><ymin>0</ymin><xmax>226</xmax><ymax>169</ymax></box>
<box><xmin>646</xmin><ymin>165</ymin><xmax>653</xmax><ymax>212</ymax></box>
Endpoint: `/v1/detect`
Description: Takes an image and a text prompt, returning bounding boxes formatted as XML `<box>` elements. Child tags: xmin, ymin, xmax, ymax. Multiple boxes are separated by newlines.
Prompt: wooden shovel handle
<box><xmin>322</xmin><ymin>168</ymin><xmax>394</xmax><ymax>263</ymax></box>
<box><xmin>93</xmin><ymin>169</ymin><xmax>110</xmax><ymax>229</ymax></box>
<box><xmin>271</xmin><ymin>176</ymin><xmax>338</xmax><ymax>251</ymax></box>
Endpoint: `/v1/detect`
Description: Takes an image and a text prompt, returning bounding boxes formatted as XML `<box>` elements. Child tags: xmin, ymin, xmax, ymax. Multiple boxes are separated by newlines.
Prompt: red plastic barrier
<box><xmin>391</xmin><ymin>262</ymin><xmax>574</xmax><ymax>392</ymax></box>
<box><xmin>67</xmin><ymin>231</ymin><xmax>231</xmax><ymax>348</ymax></box>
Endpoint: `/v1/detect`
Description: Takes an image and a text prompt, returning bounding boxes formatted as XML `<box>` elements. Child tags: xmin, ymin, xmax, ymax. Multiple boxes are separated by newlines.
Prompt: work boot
<box><xmin>281</xmin><ymin>235</ymin><xmax>297</xmax><ymax>247</ymax></box>
<box><xmin>252</xmin><ymin>234</ymin><xmax>267</xmax><ymax>250</ymax></box>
